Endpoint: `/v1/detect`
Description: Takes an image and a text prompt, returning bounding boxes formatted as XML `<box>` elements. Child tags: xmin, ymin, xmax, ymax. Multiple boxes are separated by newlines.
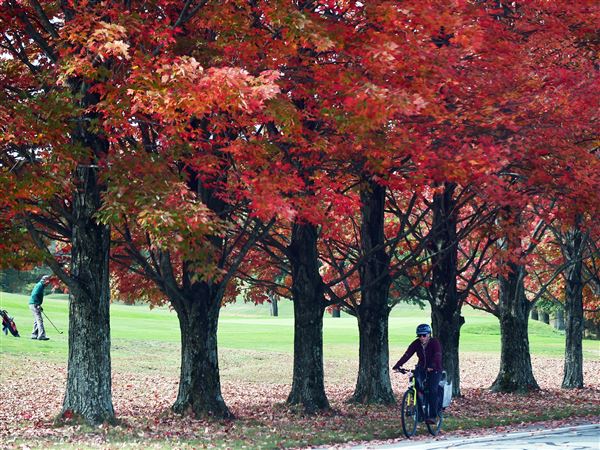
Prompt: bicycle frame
<box><xmin>406</xmin><ymin>375</ymin><xmax>419</xmax><ymax>413</ymax></box>
<box><xmin>396</xmin><ymin>367</ymin><xmax>443</xmax><ymax>438</ymax></box>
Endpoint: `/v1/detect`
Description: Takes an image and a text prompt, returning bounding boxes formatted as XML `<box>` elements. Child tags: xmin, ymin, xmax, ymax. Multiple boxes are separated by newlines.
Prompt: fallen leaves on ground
<box><xmin>0</xmin><ymin>354</ymin><xmax>598</xmax><ymax>449</ymax></box>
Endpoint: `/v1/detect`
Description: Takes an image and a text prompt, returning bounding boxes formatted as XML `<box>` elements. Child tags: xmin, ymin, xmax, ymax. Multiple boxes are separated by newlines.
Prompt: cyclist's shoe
<box><xmin>425</xmin><ymin>418</ymin><xmax>436</xmax><ymax>424</ymax></box>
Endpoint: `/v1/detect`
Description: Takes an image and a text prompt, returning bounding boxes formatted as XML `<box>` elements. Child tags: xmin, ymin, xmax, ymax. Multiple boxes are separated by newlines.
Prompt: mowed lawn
<box><xmin>1</xmin><ymin>290</ymin><xmax>597</xmax><ymax>384</ymax></box>
<box><xmin>2</xmin><ymin>290</ymin><xmax>600</xmax><ymax>449</ymax></box>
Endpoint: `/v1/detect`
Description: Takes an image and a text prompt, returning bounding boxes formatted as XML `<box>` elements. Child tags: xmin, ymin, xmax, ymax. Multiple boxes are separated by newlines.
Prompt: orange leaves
<box><xmin>87</xmin><ymin>22</ymin><xmax>131</xmax><ymax>62</ymax></box>
<box><xmin>121</xmin><ymin>59</ymin><xmax>279</xmax><ymax>140</ymax></box>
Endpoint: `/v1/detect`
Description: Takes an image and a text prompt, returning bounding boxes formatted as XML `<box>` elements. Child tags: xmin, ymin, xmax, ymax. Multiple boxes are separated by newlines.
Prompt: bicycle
<box><xmin>395</xmin><ymin>367</ymin><xmax>443</xmax><ymax>438</ymax></box>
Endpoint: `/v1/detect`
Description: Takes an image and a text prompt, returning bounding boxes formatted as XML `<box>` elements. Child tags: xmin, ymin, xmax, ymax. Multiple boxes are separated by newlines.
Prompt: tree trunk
<box><xmin>269</xmin><ymin>295</ymin><xmax>279</xmax><ymax>317</ymax></box>
<box><xmin>331</xmin><ymin>308</ymin><xmax>341</xmax><ymax>318</ymax></box>
<box><xmin>351</xmin><ymin>178</ymin><xmax>394</xmax><ymax>404</ymax></box>
<box><xmin>553</xmin><ymin>308</ymin><xmax>565</xmax><ymax>331</ymax></box>
<box><xmin>269</xmin><ymin>271</ymin><xmax>286</xmax><ymax>317</ymax></box>
<box><xmin>62</xmin><ymin>166</ymin><xmax>115</xmax><ymax>425</ymax></box>
<box><xmin>428</xmin><ymin>183</ymin><xmax>464</xmax><ymax>397</ymax></box>
<box><xmin>583</xmin><ymin>319</ymin><xmax>600</xmax><ymax>340</ymax></box>
<box><xmin>431</xmin><ymin>310</ymin><xmax>464</xmax><ymax>397</ymax></box>
<box><xmin>562</xmin><ymin>221</ymin><xmax>584</xmax><ymax>389</ymax></box>
<box><xmin>172</xmin><ymin>285</ymin><xmax>231</xmax><ymax>418</ymax></box>
<box><xmin>541</xmin><ymin>311</ymin><xmax>550</xmax><ymax>324</ymax></box>
<box><xmin>287</xmin><ymin>222</ymin><xmax>329</xmax><ymax>413</ymax></box>
<box><xmin>353</xmin><ymin>307</ymin><xmax>394</xmax><ymax>403</ymax></box>
<box><xmin>530</xmin><ymin>307</ymin><xmax>539</xmax><ymax>321</ymax></box>
<box><xmin>492</xmin><ymin>263</ymin><xmax>539</xmax><ymax>393</ymax></box>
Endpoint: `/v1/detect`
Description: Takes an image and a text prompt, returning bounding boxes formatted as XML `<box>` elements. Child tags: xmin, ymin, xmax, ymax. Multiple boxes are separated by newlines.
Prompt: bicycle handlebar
<box><xmin>393</xmin><ymin>367</ymin><xmax>413</xmax><ymax>375</ymax></box>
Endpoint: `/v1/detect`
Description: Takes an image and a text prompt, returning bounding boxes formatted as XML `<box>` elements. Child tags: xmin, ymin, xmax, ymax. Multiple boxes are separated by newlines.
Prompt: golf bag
<box><xmin>1</xmin><ymin>309</ymin><xmax>20</xmax><ymax>337</ymax></box>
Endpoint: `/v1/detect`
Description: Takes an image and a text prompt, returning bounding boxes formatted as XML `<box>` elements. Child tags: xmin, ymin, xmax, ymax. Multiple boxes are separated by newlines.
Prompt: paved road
<box><xmin>345</xmin><ymin>423</ymin><xmax>600</xmax><ymax>449</ymax></box>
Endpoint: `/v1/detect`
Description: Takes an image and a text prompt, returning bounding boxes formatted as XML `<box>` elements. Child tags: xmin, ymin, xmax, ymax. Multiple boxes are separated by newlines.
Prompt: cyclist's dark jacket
<box><xmin>394</xmin><ymin>338</ymin><xmax>443</xmax><ymax>372</ymax></box>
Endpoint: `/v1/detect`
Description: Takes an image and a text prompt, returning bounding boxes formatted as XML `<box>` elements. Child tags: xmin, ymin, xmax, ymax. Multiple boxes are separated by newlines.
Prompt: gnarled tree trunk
<box><xmin>351</xmin><ymin>178</ymin><xmax>394</xmax><ymax>404</ymax></box>
<box><xmin>62</xmin><ymin>165</ymin><xmax>115</xmax><ymax>425</ymax></box>
<box><xmin>353</xmin><ymin>307</ymin><xmax>393</xmax><ymax>403</ymax></box>
<box><xmin>172</xmin><ymin>285</ymin><xmax>231</xmax><ymax>418</ymax></box>
<box><xmin>492</xmin><ymin>262</ymin><xmax>539</xmax><ymax>393</ymax></box>
<box><xmin>287</xmin><ymin>222</ymin><xmax>329</xmax><ymax>413</ymax></box>
<box><xmin>562</xmin><ymin>220</ymin><xmax>584</xmax><ymax>389</ymax></box>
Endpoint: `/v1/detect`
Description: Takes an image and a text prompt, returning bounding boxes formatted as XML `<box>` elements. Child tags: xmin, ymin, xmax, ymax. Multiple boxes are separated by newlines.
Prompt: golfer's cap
<box><xmin>41</xmin><ymin>275</ymin><xmax>51</xmax><ymax>282</ymax></box>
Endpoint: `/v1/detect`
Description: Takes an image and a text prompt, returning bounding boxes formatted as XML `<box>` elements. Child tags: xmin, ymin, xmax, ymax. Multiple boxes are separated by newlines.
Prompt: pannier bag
<box><xmin>438</xmin><ymin>371</ymin><xmax>452</xmax><ymax>409</ymax></box>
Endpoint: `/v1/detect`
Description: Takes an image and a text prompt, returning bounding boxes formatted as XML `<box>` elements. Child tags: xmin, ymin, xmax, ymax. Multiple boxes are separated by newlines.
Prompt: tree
<box><xmin>107</xmin><ymin>162</ymin><xmax>276</xmax><ymax>418</ymax></box>
<box><xmin>99</xmin><ymin>49</ymin><xmax>279</xmax><ymax>421</ymax></box>
<box><xmin>290</xmin><ymin>0</ymin><xmax>490</xmax><ymax>404</ymax></box>
<box><xmin>542</xmin><ymin>213</ymin><xmax>600</xmax><ymax>387</ymax></box>
<box><xmin>467</xmin><ymin>211</ymin><xmax>541</xmax><ymax>392</ymax></box>
<box><xmin>351</xmin><ymin>178</ymin><xmax>394</xmax><ymax>404</ymax></box>
<box><xmin>460</xmin><ymin>0</ymin><xmax>599</xmax><ymax>393</ymax></box>
<box><xmin>1</xmin><ymin>0</ymin><xmax>280</xmax><ymax>422</ymax></box>
<box><xmin>230</xmin><ymin>0</ymin><xmax>598</xmax><ymax>404</ymax></box>
<box><xmin>1</xmin><ymin>0</ymin><xmax>115</xmax><ymax>424</ymax></box>
<box><xmin>286</xmin><ymin>222</ymin><xmax>330</xmax><ymax>411</ymax></box>
<box><xmin>424</xmin><ymin>185</ymin><xmax>497</xmax><ymax>397</ymax></box>
<box><xmin>557</xmin><ymin>216</ymin><xmax>587</xmax><ymax>388</ymax></box>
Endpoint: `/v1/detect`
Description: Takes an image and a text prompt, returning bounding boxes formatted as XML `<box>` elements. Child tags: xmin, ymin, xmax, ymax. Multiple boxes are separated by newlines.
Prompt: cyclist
<box><xmin>392</xmin><ymin>323</ymin><xmax>442</xmax><ymax>424</ymax></box>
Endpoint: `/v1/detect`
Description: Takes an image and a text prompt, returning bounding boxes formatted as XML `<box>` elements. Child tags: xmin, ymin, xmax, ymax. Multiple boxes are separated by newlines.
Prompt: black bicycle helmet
<box><xmin>416</xmin><ymin>323</ymin><xmax>432</xmax><ymax>335</ymax></box>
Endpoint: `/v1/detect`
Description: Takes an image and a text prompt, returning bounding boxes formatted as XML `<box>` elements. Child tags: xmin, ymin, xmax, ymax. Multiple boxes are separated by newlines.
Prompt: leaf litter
<box><xmin>0</xmin><ymin>353</ymin><xmax>598</xmax><ymax>449</ymax></box>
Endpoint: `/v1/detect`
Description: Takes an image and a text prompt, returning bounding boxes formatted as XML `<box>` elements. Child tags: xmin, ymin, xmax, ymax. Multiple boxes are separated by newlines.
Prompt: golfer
<box><xmin>29</xmin><ymin>275</ymin><xmax>51</xmax><ymax>340</ymax></box>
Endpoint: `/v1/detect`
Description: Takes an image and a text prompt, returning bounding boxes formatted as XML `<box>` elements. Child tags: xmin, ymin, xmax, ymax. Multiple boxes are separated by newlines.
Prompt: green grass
<box><xmin>2</xmin><ymin>289</ymin><xmax>598</xmax><ymax>390</ymax></box>
<box><xmin>1</xmin><ymin>289</ymin><xmax>598</xmax><ymax>388</ymax></box>
<box><xmin>2</xmin><ymin>290</ymin><xmax>597</xmax><ymax>364</ymax></box>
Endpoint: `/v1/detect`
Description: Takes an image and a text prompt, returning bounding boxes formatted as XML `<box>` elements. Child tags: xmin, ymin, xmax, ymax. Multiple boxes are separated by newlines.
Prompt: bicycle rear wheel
<box><xmin>401</xmin><ymin>390</ymin><xmax>418</xmax><ymax>438</ymax></box>
<box><xmin>426</xmin><ymin>411</ymin><xmax>443</xmax><ymax>436</ymax></box>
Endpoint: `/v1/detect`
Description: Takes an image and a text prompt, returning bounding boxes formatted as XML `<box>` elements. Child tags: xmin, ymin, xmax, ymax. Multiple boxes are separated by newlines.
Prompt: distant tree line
<box><xmin>0</xmin><ymin>268</ymin><xmax>49</xmax><ymax>294</ymax></box>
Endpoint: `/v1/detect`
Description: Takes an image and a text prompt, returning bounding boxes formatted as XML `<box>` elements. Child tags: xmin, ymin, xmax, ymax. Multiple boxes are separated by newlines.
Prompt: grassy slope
<box><xmin>1</xmin><ymin>290</ymin><xmax>595</xmax><ymax>369</ymax></box>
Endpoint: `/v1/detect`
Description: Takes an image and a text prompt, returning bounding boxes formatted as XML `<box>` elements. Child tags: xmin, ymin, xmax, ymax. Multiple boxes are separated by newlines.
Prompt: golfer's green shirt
<box><xmin>29</xmin><ymin>281</ymin><xmax>46</xmax><ymax>306</ymax></box>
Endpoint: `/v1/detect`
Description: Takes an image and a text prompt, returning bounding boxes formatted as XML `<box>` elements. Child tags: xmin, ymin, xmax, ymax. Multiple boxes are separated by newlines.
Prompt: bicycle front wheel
<box><xmin>426</xmin><ymin>411</ymin><xmax>443</xmax><ymax>436</ymax></box>
<box><xmin>401</xmin><ymin>390</ymin><xmax>418</xmax><ymax>438</ymax></box>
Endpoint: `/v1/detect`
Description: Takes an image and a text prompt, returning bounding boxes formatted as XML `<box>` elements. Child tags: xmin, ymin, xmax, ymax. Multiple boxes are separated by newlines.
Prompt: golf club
<box><xmin>41</xmin><ymin>310</ymin><xmax>64</xmax><ymax>334</ymax></box>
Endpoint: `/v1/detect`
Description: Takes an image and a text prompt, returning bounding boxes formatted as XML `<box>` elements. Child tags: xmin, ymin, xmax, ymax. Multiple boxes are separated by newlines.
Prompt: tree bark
<box><xmin>353</xmin><ymin>307</ymin><xmax>394</xmax><ymax>403</ymax></box>
<box><xmin>431</xmin><ymin>310</ymin><xmax>464</xmax><ymax>397</ymax></box>
<box><xmin>62</xmin><ymin>166</ymin><xmax>115</xmax><ymax>425</ymax></box>
<box><xmin>428</xmin><ymin>183</ymin><xmax>464</xmax><ymax>397</ymax></box>
<box><xmin>286</xmin><ymin>222</ymin><xmax>329</xmax><ymax>412</ymax></box>
<box><xmin>172</xmin><ymin>284</ymin><xmax>231</xmax><ymax>417</ymax></box>
<box><xmin>351</xmin><ymin>178</ymin><xmax>395</xmax><ymax>404</ymax></box>
<box><xmin>562</xmin><ymin>221</ymin><xmax>584</xmax><ymax>388</ymax></box>
<box><xmin>492</xmin><ymin>262</ymin><xmax>539</xmax><ymax>393</ymax></box>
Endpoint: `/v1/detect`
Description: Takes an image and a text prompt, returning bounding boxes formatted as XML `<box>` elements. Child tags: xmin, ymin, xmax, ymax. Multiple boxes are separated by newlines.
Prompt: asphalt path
<box><xmin>342</xmin><ymin>423</ymin><xmax>600</xmax><ymax>450</ymax></box>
